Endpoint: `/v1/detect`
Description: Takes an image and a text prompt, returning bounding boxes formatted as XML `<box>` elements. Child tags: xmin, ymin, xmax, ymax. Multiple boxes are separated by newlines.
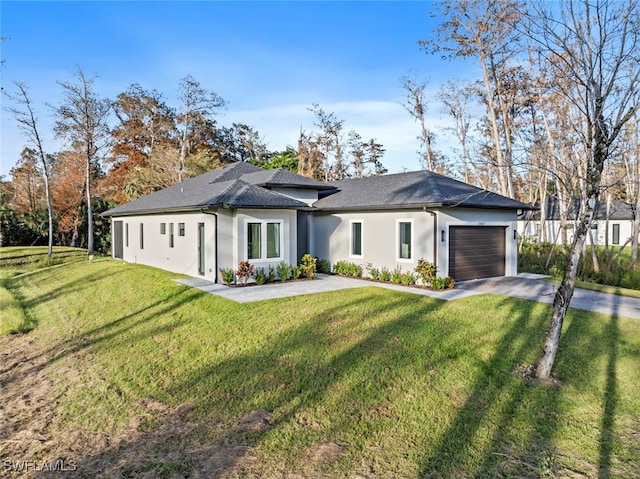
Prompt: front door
<box><xmin>198</xmin><ymin>222</ymin><xmax>205</xmax><ymax>276</ymax></box>
<box><xmin>113</xmin><ymin>221</ymin><xmax>123</xmax><ymax>259</ymax></box>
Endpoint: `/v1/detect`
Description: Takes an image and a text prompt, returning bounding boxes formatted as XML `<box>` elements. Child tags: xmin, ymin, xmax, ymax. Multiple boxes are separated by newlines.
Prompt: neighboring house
<box><xmin>517</xmin><ymin>196</ymin><xmax>636</xmax><ymax>246</ymax></box>
<box><xmin>103</xmin><ymin>162</ymin><xmax>533</xmax><ymax>282</ymax></box>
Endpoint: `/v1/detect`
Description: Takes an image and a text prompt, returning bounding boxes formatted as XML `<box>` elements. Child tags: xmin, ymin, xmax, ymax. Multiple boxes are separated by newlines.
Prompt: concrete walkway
<box><xmin>175</xmin><ymin>273</ymin><xmax>640</xmax><ymax>319</ymax></box>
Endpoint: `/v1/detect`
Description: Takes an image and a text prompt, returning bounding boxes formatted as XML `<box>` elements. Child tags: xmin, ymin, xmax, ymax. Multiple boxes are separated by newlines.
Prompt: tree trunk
<box><xmin>86</xmin><ymin>147</ymin><xmax>94</xmax><ymax>259</ymax></box>
<box><xmin>536</xmin><ymin>198</ymin><xmax>595</xmax><ymax>378</ymax></box>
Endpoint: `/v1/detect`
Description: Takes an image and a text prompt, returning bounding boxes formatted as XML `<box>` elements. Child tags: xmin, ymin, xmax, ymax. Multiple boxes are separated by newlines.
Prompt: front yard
<box><xmin>1</xmin><ymin>247</ymin><xmax>639</xmax><ymax>477</ymax></box>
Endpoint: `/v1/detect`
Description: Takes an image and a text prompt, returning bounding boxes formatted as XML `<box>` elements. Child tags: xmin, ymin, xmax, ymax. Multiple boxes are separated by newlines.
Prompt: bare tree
<box><xmin>308</xmin><ymin>104</ymin><xmax>347</xmax><ymax>180</ymax></box>
<box><xmin>401</xmin><ymin>75</ymin><xmax>439</xmax><ymax>171</ymax></box>
<box><xmin>5</xmin><ymin>81</ymin><xmax>55</xmax><ymax>258</ymax></box>
<box><xmin>525</xmin><ymin>0</ymin><xmax>640</xmax><ymax>379</ymax></box>
<box><xmin>438</xmin><ymin>80</ymin><xmax>475</xmax><ymax>183</ymax></box>
<box><xmin>52</xmin><ymin>68</ymin><xmax>111</xmax><ymax>260</ymax></box>
<box><xmin>422</xmin><ymin>0</ymin><xmax>523</xmax><ymax>198</ymax></box>
<box><xmin>176</xmin><ymin>75</ymin><xmax>226</xmax><ymax>182</ymax></box>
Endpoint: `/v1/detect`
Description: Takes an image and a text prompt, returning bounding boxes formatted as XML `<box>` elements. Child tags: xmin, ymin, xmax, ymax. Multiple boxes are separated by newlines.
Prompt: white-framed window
<box><xmin>140</xmin><ymin>223</ymin><xmax>144</xmax><ymax>250</ymax></box>
<box><xmin>169</xmin><ymin>223</ymin><xmax>174</xmax><ymax>248</ymax></box>
<box><xmin>397</xmin><ymin>219</ymin><xmax>413</xmax><ymax>261</ymax></box>
<box><xmin>612</xmin><ymin>223</ymin><xmax>620</xmax><ymax>245</ymax></box>
<box><xmin>246</xmin><ymin>220</ymin><xmax>283</xmax><ymax>261</ymax></box>
<box><xmin>178</xmin><ymin>223</ymin><xmax>185</xmax><ymax>237</ymax></box>
<box><xmin>125</xmin><ymin>223</ymin><xmax>129</xmax><ymax>247</ymax></box>
<box><xmin>160</xmin><ymin>223</ymin><xmax>166</xmax><ymax>235</ymax></box>
<box><xmin>247</xmin><ymin>222</ymin><xmax>262</xmax><ymax>259</ymax></box>
<box><xmin>350</xmin><ymin>220</ymin><xmax>363</xmax><ymax>257</ymax></box>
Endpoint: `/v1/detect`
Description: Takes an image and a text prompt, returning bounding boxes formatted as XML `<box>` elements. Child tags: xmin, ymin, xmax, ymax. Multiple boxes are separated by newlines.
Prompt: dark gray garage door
<box><xmin>449</xmin><ymin>226</ymin><xmax>506</xmax><ymax>281</ymax></box>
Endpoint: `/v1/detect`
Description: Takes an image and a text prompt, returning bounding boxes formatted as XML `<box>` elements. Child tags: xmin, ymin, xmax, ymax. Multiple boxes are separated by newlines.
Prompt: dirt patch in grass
<box><xmin>310</xmin><ymin>441</ymin><xmax>346</xmax><ymax>463</ymax></box>
<box><xmin>0</xmin><ymin>334</ymin><xmax>264</xmax><ymax>478</ymax></box>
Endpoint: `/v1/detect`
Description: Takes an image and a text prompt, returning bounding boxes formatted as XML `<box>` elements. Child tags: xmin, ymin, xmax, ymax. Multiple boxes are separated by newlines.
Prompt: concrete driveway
<box><xmin>176</xmin><ymin>273</ymin><xmax>640</xmax><ymax>320</ymax></box>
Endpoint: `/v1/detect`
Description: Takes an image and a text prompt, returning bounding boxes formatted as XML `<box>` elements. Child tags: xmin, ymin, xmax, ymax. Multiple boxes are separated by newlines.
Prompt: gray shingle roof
<box><xmin>313</xmin><ymin>170</ymin><xmax>533</xmax><ymax>211</ymax></box>
<box><xmin>103</xmin><ymin>162</ymin><xmax>535</xmax><ymax>217</ymax></box>
<box><xmin>241</xmin><ymin>168</ymin><xmax>334</xmax><ymax>190</ymax></box>
<box><xmin>522</xmin><ymin>197</ymin><xmax>634</xmax><ymax>221</ymax></box>
<box><xmin>103</xmin><ymin>162</ymin><xmax>308</xmax><ymax>216</ymax></box>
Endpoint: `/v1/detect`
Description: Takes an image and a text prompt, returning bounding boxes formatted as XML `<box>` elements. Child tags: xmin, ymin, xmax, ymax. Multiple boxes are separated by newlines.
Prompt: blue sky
<box><xmin>1</xmin><ymin>1</ymin><xmax>473</xmax><ymax>177</ymax></box>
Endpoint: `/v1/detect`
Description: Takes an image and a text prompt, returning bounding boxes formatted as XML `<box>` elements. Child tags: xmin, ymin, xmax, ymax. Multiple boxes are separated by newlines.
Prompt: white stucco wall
<box><xmin>312</xmin><ymin>209</ymin><xmax>436</xmax><ymax>275</ymax></box>
<box><xmin>233</xmin><ymin>209</ymin><xmax>298</xmax><ymax>270</ymax></box>
<box><xmin>271</xmin><ymin>187</ymin><xmax>319</xmax><ymax>206</ymax></box>
<box><xmin>113</xmin><ymin>211</ymin><xmax>220</xmax><ymax>282</ymax></box>
<box><xmin>312</xmin><ymin>207</ymin><xmax>519</xmax><ymax>279</ymax></box>
<box><xmin>112</xmin><ymin>208</ymin><xmax>298</xmax><ymax>283</ymax></box>
<box><xmin>517</xmin><ymin>219</ymin><xmax>634</xmax><ymax>246</ymax></box>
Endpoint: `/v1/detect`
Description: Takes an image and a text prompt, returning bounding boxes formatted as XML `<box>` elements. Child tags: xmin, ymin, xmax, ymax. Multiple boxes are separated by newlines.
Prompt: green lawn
<box><xmin>2</xmin><ymin>247</ymin><xmax>639</xmax><ymax>478</ymax></box>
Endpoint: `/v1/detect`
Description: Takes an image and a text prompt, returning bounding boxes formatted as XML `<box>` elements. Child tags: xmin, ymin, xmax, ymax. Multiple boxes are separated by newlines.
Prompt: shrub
<box><xmin>267</xmin><ymin>265</ymin><xmax>276</xmax><ymax>283</ymax></box>
<box><xmin>366</xmin><ymin>263</ymin><xmax>380</xmax><ymax>280</ymax></box>
<box><xmin>300</xmin><ymin>254</ymin><xmax>317</xmax><ymax>279</ymax></box>
<box><xmin>390</xmin><ymin>267</ymin><xmax>402</xmax><ymax>284</ymax></box>
<box><xmin>276</xmin><ymin>261</ymin><xmax>291</xmax><ymax>281</ymax></box>
<box><xmin>401</xmin><ymin>272</ymin><xmax>416</xmax><ymax>286</ymax></box>
<box><xmin>254</xmin><ymin>267</ymin><xmax>268</xmax><ymax>285</ymax></box>
<box><xmin>292</xmin><ymin>264</ymin><xmax>304</xmax><ymax>279</ymax></box>
<box><xmin>432</xmin><ymin>276</ymin><xmax>455</xmax><ymax>290</ymax></box>
<box><xmin>380</xmin><ymin>267</ymin><xmax>391</xmax><ymax>282</ymax></box>
<box><xmin>317</xmin><ymin>258</ymin><xmax>330</xmax><ymax>274</ymax></box>
<box><xmin>333</xmin><ymin>260</ymin><xmax>362</xmax><ymax>277</ymax></box>
<box><xmin>220</xmin><ymin>268</ymin><xmax>235</xmax><ymax>285</ymax></box>
<box><xmin>415</xmin><ymin>258</ymin><xmax>437</xmax><ymax>285</ymax></box>
<box><xmin>236</xmin><ymin>260</ymin><xmax>254</xmax><ymax>286</ymax></box>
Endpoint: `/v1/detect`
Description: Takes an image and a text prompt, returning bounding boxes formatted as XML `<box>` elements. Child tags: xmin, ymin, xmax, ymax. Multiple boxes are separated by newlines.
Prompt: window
<box><xmin>169</xmin><ymin>223</ymin><xmax>174</xmax><ymax>248</ymax></box>
<box><xmin>140</xmin><ymin>223</ymin><xmax>144</xmax><ymax>250</ymax></box>
<box><xmin>247</xmin><ymin>222</ymin><xmax>261</xmax><ymax>259</ymax></box>
<box><xmin>179</xmin><ymin>223</ymin><xmax>185</xmax><ymax>237</ymax></box>
<box><xmin>398</xmin><ymin>221</ymin><xmax>412</xmax><ymax>260</ymax></box>
<box><xmin>351</xmin><ymin>221</ymin><xmax>362</xmax><ymax>257</ymax></box>
<box><xmin>246</xmin><ymin>220</ymin><xmax>283</xmax><ymax>261</ymax></box>
<box><xmin>613</xmin><ymin>223</ymin><xmax>620</xmax><ymax>245</ymax></box>
<box><xmin>267</xmin><ymin>222</ymin><xmax>280</xmax><ymax>258</ymax></box>
<box><xmin>160</xmin><ymin>223</ymin><xmax>166</xmax><ymax>235</ymax></box>
<box><xmin>125</xmin><ymin>223</ymin><xmax>129</xmax><ymax>247</ymax></box>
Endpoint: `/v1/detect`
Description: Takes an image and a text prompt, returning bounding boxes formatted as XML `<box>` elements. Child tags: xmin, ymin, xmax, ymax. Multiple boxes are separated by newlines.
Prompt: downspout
<box><xmin>423</xmin><ymin>207</ymin><xmax>438</xmax><ymax>268</ymax></box>
<box><xmin>200</xmin><ymin>208</ymin><xmax>219</xmax><ymax>283</ymax></box>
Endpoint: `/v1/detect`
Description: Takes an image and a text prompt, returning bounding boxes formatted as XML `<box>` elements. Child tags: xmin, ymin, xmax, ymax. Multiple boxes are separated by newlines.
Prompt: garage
<box><xmin>449</xmin><ymin>226</ymin><xmax>506</xmax><ymax>281</ymax></box>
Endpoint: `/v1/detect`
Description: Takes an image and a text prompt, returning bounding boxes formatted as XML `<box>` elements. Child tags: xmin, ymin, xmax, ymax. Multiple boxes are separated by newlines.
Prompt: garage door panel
<box><xmin>449</xmin><ymin>226</ymin><xmax>506</xmax><ymax>281</ymax></box>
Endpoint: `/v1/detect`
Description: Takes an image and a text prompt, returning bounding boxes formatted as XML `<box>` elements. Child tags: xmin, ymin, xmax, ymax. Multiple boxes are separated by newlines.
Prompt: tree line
<box><xmin>1</xmin><ymin>72</ymin><xmax>388</xmax><ymax>255</ymax></box>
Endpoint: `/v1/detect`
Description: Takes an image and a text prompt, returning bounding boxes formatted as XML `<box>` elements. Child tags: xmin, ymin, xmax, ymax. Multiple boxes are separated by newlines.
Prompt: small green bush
<box><xmin>380</xmin><ymin>267</ymin><xmax>391</xmax><ymax>282</ymax></box>
<box><xmin>390</xmin><ymin>267</ymin><xmax>402</xmax><ymax>284</ymax></box>
<box><xmin>254</xmin><ymin>267</ymin><xmax>268</xmax><ymax>285</ymax></box>
<box><xmin>292</xmin><ymin>265</ymin><xmax>304</xmax><ymax>279</ymax></box>
<box><xmin>401</xmin><ymin>272</ymin><xmax>416</xmax><ymax>286</ymax></box>
<box><xmin>267</xmin><ymin>265</ymin><xmax>276</xmax><ymax>283</ymax></box>
<box><xmin>432</xmin><ymin>276</ymin><xmax>455</xmax><ymax>290</ymax></box>
<box><xmin>300</xmin><ymin>254</ymin><xmax>317</xmax><ymax>279</ymax></box>
<box><xmin>317</xmin><ymin>258</ymin><xmax>330</xmax><ymax>274</ymax></box>
<box><xmin>220</xmin><ymin>268</ymin><xmax>235</xmax><ymax>285</ymax></box>
<box><xmin>333</xmin><ymin>260</ymin><xmax>362</xmax><ymax>277</ymax></box>
<box><xmin>276</xmin><ymin>261</ymin><xmax>291</xmax><ymax>281</ymax></box>
<box><xmin>366</xmin><ymin>263</ymin><xmax>380</xmax><ymax>280</ymax></box>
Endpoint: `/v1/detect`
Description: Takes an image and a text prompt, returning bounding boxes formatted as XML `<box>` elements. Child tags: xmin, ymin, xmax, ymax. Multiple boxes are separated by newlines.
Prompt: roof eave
<box><xmin>101</xmin><ymin>204</ymin><xmax>224</xmax><ymax>217</ymax></box>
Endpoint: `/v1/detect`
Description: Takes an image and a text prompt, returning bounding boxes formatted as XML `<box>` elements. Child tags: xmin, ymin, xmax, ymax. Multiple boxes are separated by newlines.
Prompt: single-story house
<box><xmin>517</xmin><ymin>196</ymin><xmax>636</xmax><ymax>246</ymax></box>
<box><xmin>103</xmin><ymin>162</ymin><xmax>534</xmax><ymax>282</ymax></box>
